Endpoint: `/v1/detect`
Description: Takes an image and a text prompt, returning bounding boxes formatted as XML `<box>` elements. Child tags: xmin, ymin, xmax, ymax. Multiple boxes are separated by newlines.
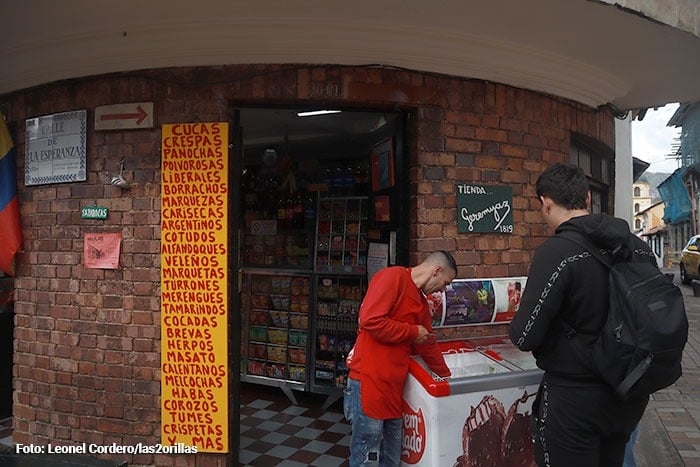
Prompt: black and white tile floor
<box><xmin>0</xmin><ymin>417</ymin><xmax>11</xmax><ymax>452</ymax></box>
<box><xmin>0</xmin><ymin>385</ymin><xmax>352</xmax><ymax>464</ymax></box>
<box><xmin>239</xmin><ymin>383</ymin><xmax>351</xmax><ymax>466</ymax></box>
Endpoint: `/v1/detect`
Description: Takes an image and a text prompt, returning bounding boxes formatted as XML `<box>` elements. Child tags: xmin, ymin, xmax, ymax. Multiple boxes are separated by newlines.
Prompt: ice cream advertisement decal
<box><xmin>401</xmin><ymin>388</ymin><xmax>538</xmax><ymax>467</ymax></box>
<box><xmin>429</xmin><ymin>277</ymin><xmax>527</xmax><ymax>327</ymax></box>
<box><xmin>402</xmin><ymin>401</ymin><xmax>426</xmax><ymax>464</ymax></box>
<box><xmin>457</xmin><ymin>392</ymin><xmax>537</xmax><ymax>467</ymax></box>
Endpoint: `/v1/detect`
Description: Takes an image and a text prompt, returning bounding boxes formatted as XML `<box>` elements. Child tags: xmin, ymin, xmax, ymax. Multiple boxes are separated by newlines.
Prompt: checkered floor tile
<box><xmin>0</xmin><ymin>386</ymin><xmax>351</xmax><ymax>463</ymax></box>
<box><xmin>0</xmin><ymin>417</ymin><xmax>12</xmax><ymax>452</ymax></box>
<box><xmin>240</xmin><ymin>384</ymin><xmax>350</xmax><ymax>467</ymax></box>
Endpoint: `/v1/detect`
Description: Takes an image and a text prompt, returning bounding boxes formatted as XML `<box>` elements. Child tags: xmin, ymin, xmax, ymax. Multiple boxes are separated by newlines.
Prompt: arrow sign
<box><xmin>101</xmin><ymin>105</ymin><xmax>147</xmax><ymax>124</ymax></box>
<box><xmin>95</xmin><ymin>102</ymin><xmax>154</xmax><ymax>130</ymax></box>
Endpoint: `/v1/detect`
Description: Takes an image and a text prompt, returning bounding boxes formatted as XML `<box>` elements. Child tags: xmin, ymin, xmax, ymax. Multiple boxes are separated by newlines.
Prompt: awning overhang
<box><xmin>2</xmin><ymin>1</ymin><xmax>700</xmax><ymax>111</ymax></box>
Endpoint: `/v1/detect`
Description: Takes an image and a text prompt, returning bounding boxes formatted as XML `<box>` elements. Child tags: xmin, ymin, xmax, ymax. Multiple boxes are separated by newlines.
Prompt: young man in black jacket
<box><xmin>509</xmin><ymin>163</ymin><xmax>653</xmax><ymax>467</ymax></box>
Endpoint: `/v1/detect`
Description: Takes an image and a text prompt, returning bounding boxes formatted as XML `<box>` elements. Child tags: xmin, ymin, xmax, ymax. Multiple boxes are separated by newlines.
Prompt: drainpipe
<box><xmin>691</xmin><ymin>174</ymin><xmax>698</xmax><ymax>236</ymax></box>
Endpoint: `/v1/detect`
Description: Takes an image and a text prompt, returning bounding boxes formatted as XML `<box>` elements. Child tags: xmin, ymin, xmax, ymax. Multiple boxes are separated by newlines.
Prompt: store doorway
<box><xmin>229</xmin><ymin>106</ymin><xmax>409</xmax><ymax>461</ymax></box>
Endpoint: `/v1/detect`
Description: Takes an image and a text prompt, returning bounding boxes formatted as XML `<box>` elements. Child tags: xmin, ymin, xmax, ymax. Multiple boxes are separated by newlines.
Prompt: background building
<box><xmin>634</xmin><ymin>180</ymin><xmax>655</xmax><ymax>231</ymax></box>
<box><xmin>658</xmin><ymin>102</ymin><xmax>700</xmax><ymax>260</ymax></box>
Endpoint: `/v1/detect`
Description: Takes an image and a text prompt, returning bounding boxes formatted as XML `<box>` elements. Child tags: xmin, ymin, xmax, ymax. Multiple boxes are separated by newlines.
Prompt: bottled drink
<box><xmin>304</xmin><ymin>193</ymin><xmax>316</xmax><ymax>228</ymax></box>
<box><xmin>277</xmin><ymin>197</ymin><xmax>286</xmax><ymax>227</ymax></box>
<box><xmin>285</xmin><ymin>196</ymin><xmax>294</xmax><ymax>228</ymax></box>
<box><xmin>293</xmin><ymin>193</ymin><xmax>304</xmax><ymax>228</ymax></box>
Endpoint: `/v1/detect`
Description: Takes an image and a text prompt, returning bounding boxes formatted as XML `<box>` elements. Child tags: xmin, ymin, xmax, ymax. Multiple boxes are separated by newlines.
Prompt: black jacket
<box><xmin>509</xmin><ymin>213</ymin><xmax>656</xmax><ymax>382</ymax></box>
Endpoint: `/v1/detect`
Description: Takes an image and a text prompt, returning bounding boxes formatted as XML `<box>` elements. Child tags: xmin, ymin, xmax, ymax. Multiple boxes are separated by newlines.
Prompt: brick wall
<box><xmin>407</xmin><ymin>78</ymin><xmax>613</xmax><ymax>277</ymax></box>
<box><xmin>1</xmin><ymin>64</ymin><xmax>614</xmax><ymax>466</ymax></box>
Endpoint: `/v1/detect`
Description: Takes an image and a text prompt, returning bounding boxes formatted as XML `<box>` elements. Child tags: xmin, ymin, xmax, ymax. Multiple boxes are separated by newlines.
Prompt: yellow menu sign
<box><xmin>160</xmin><ymin>123</ymin><xmax>228</xmax><ymax>453</ymax></box>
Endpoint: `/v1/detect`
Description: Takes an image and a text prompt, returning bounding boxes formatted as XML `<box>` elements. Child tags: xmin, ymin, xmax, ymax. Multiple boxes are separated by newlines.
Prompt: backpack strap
<box><xmin>559</xmin><ymin>231</ymin><xmax>615</xmax><ymax>270</ymax></box>
<box><xmin>616</xmin><ymin>354</ymin><xmax>653</xmax><ymax>398</ymax></box>
<box><xmin>556</xmin><ymin>232</ymin><xmax>615</xmax><ymax>340</ymax></box>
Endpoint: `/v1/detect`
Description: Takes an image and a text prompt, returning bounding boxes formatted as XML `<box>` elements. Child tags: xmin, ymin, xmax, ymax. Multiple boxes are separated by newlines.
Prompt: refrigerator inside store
<box><xmin>401</xmin><ymin>339</ymin><xmax>542</xmax><ymax>467</ymax></box>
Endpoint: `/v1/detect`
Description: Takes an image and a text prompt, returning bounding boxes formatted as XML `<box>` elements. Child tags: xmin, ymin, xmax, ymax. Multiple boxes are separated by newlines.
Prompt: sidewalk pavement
<box><xmin>634</xmin><ymin>268</ymin><xmax>700</xmax><ymax>467</ymax></box>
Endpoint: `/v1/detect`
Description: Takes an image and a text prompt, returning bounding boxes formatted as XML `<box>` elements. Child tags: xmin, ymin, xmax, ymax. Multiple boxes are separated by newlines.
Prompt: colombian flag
<box><xmin>0</xmin><ymin>116</ymin><xmax>21</xmax><ymax>276</ymax></box>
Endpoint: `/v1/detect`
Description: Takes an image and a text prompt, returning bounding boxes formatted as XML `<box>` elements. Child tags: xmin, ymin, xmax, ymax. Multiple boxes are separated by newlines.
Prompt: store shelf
<box><xmin>314</xmin><ymin>197</ymin><xmax>368</xmax><ymax>274</ymax></box>
<box><xmin>241</xmin><ymin>271</ymin><xmax>311</xmax><ymax>388</ymax></box>
<box><xmin>311</xmin><ymin>275</ymin><xmax>365</xmax><ymax>391</ymax></box>
<box><xmin>241</xmin><ymin>229</ymin><xmax>313</xmax><ymax>270</ymax></box>
<box><xmin>240</xmin><ymin>197</ymin><xmax>370</xmax><ymax>396</ymax></box>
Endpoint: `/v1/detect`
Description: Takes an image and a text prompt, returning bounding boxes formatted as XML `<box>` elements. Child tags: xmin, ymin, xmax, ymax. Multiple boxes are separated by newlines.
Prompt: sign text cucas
<box><xmin>160</xmin><ymin>123</ymin><xmax>229</xmax><ymax>453</ymax></box>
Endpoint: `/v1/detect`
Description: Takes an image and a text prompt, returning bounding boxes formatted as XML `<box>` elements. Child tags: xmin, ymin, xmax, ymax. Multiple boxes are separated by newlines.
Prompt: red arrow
<box><xmin>100</xmin><ymin>105</ymin><xmax>148</xmax><ymax>125</ymax></box>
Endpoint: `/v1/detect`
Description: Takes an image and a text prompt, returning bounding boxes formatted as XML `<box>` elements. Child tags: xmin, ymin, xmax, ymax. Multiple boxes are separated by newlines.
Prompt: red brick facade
<box><xmin>1</xmin><ymin>64</ymin><xmax>614</xmax><ymax>465</ymax></box>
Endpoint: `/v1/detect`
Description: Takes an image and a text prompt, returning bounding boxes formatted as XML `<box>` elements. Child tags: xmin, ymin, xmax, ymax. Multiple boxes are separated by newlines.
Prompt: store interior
<box><xmin>234</xmin><ymin>107</ymin><xmax>405</xmax><ymax>401</ymax></box>
<box><xmin>237</xmin><ymin>107</ymin><xmax>402</xmax><ymax>234</ymax></box>
<box><xmin>233</xmin><ymin>107</ymin><xmax>405</xmax><ymax>465</ymax></box>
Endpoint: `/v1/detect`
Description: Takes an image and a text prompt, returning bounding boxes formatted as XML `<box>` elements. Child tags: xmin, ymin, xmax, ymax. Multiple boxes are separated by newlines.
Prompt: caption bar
<box><xmin>16</xmin><ymin>442</ymin><xmax>198</xmax><ymax>455</ymax></box>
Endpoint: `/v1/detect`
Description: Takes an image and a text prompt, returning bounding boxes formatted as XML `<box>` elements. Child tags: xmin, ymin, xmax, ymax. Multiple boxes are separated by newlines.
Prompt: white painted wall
<box><xmin>615</xmin><ymin>115</ymin><xmax>633</xmax><ymax>225</ymax></box>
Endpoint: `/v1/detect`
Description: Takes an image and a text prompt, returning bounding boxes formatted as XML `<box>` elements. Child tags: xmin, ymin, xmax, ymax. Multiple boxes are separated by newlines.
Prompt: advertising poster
<box><xmin>431</xmin><ymin>277</ymin><xmax>527</xmax><ymax>327</ymax></box>
<box><xmin>367</xmin><ymin>242</ymin><xmax>388</xmax><ymax>281</ymax></box>
<box><xmin>160</xmin><ymin>122</ymin><xmax>229</xmax><ymax>453</ymax></box>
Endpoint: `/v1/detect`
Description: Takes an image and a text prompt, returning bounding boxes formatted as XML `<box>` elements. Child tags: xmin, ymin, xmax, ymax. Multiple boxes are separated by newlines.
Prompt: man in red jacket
<box><xmin>344</xmin><ymin>250</ymin><xmax>456</xmax><ymax>466</ymax></box>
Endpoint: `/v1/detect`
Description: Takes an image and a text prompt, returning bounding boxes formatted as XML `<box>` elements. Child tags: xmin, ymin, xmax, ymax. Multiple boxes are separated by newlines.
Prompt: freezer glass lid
<box><xmin>479</xmin><ymin>343</ymin><xmax>538</xmax><ymax>370</ymax></box>
<box><xmin>440</xmin><ymin>351</ymin><xmax>511</xmax><ymax>378</ymax></box>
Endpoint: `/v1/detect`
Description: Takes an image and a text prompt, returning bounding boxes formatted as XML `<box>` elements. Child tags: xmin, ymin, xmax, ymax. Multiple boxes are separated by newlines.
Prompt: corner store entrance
<box><xmin>229</xmin><ymin>107</ymin><xmax>408</xmax><ymax>458</ymax></box>
<box><xmin>231</xmin><ymin>105</ymin><xmax>409</xmax><ymax>388</ymax></box>
<box><xmin>230</xmin><ymin>106</ymin><xmax>409</xmax><ymax>459</ymax></box>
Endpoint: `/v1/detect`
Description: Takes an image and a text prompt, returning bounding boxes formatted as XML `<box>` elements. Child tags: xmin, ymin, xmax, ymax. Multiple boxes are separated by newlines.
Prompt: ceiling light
<box><xmin>296</xmin><ymin>110</ymin><xmax>342</xmax><ymax>117</ymax></box>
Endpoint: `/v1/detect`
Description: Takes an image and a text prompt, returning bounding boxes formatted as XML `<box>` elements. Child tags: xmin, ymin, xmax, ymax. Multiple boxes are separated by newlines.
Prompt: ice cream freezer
<box><xmin>401</xmin><ymin>338</ymin><xmax>543</xmax><ymax>467</ymax></box>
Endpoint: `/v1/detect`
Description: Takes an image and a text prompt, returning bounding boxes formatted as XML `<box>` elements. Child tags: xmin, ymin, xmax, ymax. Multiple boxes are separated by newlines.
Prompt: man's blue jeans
<box><xmin>344</xmin><ymin>377</ymin><xmax>402</xmax><ymax>467</ymax></box>
<box><xmin>622</xmin><ymin>423</ymin><xmax>640</xmax><ymax>467</ymax></box>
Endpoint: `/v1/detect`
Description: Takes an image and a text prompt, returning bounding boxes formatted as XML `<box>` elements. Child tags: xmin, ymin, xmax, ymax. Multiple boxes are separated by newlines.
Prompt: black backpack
<box><xmin>563</xmin><ymin>233</ymin><xmax>688</xmax><ymax>400</ymax></box>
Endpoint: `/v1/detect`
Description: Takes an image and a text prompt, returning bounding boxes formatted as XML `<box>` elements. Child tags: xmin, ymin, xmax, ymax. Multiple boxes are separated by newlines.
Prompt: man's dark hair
<box><xmin>536</xmin><ymin>163</ymin><xmax>589</xmax><ymax>210</ymax></box>
<box><xmin>425</xmin><ymin>250</ymin><xmax>457</xmax><ymax>274</ymax></box>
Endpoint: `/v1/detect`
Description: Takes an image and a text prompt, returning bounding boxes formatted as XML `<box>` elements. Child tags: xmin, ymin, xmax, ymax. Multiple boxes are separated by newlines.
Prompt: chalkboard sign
<box><xmin>457</xmin><ymin>184</ymin><xmax>513</xmax><ymax>234</ymax></box>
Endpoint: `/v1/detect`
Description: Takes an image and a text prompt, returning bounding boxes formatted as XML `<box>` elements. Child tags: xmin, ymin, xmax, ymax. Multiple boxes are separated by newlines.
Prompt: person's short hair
<box><xmin>536</xmin><ymin>163</ymin><xmax>589</xmax><ymax>210</ymax></box>
<box><xmin>425</xmin><ymin>250</ymin><xmax>457</xmax><ymax>275</ymax></box>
